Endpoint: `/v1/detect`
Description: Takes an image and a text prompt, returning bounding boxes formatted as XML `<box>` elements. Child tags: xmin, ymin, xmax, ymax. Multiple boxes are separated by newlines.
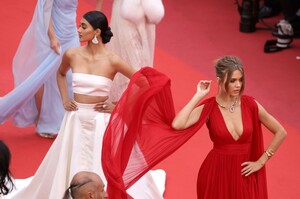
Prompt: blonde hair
<box><xmin>214</xmin><ymin>55</ymin><xmax>245</xmax><ymax>94</ymax></box>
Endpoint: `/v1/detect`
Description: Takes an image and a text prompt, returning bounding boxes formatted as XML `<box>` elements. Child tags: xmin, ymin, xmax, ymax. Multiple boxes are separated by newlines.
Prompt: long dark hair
<box><xmin>83</xmin><ymin>11</ymin><xmax>113</xmax><ymax>44</ymax></box>
<box><xmin>0</xmin><ymin>140</ymin><xmax>14</xmax><ymax>195</ymax></box>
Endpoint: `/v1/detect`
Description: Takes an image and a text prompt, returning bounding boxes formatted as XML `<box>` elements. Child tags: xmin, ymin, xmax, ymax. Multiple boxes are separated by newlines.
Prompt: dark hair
<box><xmin>214</xmin><ymin>55</ymin><xmax>245</xmax><ymax>94</ymax></box>
<box><xmin>83</xmin><ymin>11</ymin><xmax>113</xmax><ymax>44</ymax></box>
<box><xmin>0</xmin><ymin>140</ymin><xmax>14</xmax><ymax>195</ymax></box>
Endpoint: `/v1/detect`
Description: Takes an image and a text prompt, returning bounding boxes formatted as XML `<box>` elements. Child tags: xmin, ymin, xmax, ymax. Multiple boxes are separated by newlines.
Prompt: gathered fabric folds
<box><xmin>102</xmin><ymin>67</ymin><xmax>268</xmax><ymax>198</ymax></box>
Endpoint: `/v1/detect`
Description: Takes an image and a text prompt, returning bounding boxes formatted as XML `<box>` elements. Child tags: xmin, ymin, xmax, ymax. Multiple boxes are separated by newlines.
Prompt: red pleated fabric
<box><xmin>101</xmin><ymin>67</ymin><xmax>267</xmax><ymax>199</ymax></box>
<box><xmin>246</xmin><ymin>96</ymin><xmax>268</xmax><ymax>199</ymax></box>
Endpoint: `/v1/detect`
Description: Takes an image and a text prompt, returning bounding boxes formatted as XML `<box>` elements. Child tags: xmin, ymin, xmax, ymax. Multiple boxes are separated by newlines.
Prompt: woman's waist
<box><xmin>212</xmin><ymin>143</ymin><xmax>251</xmax><ymax>155</ymax></box>
<box><xmin>75</xmin><ymin>102</ymin><xmax>97</xmax><ymax>110</ymax></box>
<box><xmin>54</xmin><ymin>26</ymin><xmax>78</xmax><ymax>41</ymax></box>
<box><xmin>52</xmin><ymin>14</ymin><xmax>78</xmax><ymax>40</ymax></box>
<box><xmin>71</xmin><ymin>102</ymin><xmax>110</xmax><ymax>122</ymax></box>
<box><xmin>74</xmin><ymin>94</ymin><xmax>108</xmax><ymax>104</ymax></box>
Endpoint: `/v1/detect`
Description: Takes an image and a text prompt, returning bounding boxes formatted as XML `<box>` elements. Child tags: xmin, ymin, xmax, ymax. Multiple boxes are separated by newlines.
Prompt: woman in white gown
<box><xmin>105</xmin><ymin>0</ymin><xmax>165</xmax><ymax>102</ymax></box>
<box><xmin>0</xmin><ymin>0</ymin><xmax>102</xmax><ymax>138</ymax></box>
<box><xmin>5</xmin><ymin>10</ymin><xmax>165</xmax><ymax>199</ymax></box>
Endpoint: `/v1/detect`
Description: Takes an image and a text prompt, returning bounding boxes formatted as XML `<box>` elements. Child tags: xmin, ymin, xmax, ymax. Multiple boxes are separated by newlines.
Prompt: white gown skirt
<box><xmin>5</xmin><ymin>103</ymin><xmax>165</xmax><ymax>199</ymax></box>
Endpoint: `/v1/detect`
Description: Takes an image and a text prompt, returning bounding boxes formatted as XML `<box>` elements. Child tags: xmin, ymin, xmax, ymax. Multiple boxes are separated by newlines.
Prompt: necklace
<box><xmin>216</xmin><ymin>97</ymin><xmax>239</xmax><ymax>113</ymax></box>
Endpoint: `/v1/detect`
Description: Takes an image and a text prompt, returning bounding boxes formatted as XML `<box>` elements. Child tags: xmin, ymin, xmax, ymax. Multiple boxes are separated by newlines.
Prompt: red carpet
<box><xmin>0</xmin><ymin>0</ymin><xmax>299</xmax><ymax>198</ymax></box>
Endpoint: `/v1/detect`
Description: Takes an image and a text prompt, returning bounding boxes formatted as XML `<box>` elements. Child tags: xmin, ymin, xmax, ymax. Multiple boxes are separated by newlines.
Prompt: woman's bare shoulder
<box><xmin>64</xmin><ymin>47</ymin><xmax>82</xmax><ymax>57</ymax></box>
<box><xmin>105</xmin><ymin>49</ymin><xmax>122</xmax><ymax>63</ymax></box>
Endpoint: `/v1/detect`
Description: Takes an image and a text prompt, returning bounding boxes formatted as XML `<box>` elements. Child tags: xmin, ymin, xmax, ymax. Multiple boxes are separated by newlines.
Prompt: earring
<box><xmin>92</xmin><ymin>35</ymin><xmax>99</xmax><ymax>44</ymax></box>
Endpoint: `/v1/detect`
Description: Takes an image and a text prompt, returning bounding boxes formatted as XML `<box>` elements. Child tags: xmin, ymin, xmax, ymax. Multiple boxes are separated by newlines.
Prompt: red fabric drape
<box><xmin>246</xmin><ymin>96</ymin><xmax>268</xmax><ymax>198</ymax></box>
<box><xmin>102</xmin><ymin>67</ymin><xmax>267</xmax><ymax>198</ymax></box>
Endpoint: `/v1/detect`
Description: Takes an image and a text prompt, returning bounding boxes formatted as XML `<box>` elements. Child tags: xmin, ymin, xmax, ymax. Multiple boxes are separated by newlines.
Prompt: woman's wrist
<box><xmin>264</xmin><ymin>149</ymin><xmax>275</xmax><ymax>158</ymax></box>
<box><xmin>258</xmin><ymin>149</ymin><xmax>275</xmax><ymax>166</ymax></box>
<box><xmin>48</xmin><ymin>32</ymin><xmax>57</xmax><ymax>41</ymax></box>
<box><xmin>194</xmin><ymin>92</ymin><xmax>206</xmax><ymax>101</ymax></box>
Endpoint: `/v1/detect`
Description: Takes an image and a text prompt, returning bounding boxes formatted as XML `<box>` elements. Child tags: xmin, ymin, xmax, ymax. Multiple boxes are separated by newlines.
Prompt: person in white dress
<box><xmin>101</xmin><ymin>0</ymin><xmax>165</xmax><ymax>102</ymax></box>
<box><xmin>5</xmin><ymin>10</ymin><xmax>165</xmax><ymax>199</ymax></box>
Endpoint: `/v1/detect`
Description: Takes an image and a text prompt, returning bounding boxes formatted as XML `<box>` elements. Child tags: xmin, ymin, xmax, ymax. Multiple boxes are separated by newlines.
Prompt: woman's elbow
<box><xmin>57</xmin><ymin>68</ymin><xmax>67</xmax><ymax>78</ymax></box>
<box><xmin>281</xmin><ymin>128</ymin><xmax>287</xmax><ymax>139</ymax></box>
<box><xmin>171</xmin><ymin>121</ymin><xmax>184</xmax><ymax>130</ymax></box>
<box><xmin>57</xmin><ymin>68</ymin><xmax>62</xmax><ymax>76</ymax></box>
<box><xmin>276</xmin><ymin>127</ymin><xmax>287</xmax><ymax>141</ymax></box>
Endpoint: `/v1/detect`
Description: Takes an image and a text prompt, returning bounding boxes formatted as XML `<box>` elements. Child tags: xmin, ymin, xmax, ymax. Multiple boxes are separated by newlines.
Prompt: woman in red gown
<box><xmin>102</xmin><ymin>55</ymin><xmax>287</xmax><ymax>199</ymax></box>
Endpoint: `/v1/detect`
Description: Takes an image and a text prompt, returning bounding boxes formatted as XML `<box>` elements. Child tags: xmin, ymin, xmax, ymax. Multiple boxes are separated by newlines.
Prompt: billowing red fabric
<box><xmin>102</xmin><ymin>67</ymin><xmax>267</xmax><ymax>198</ymax></box>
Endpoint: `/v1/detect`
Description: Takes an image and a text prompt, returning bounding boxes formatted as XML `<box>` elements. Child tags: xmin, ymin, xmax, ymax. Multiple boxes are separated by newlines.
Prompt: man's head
<box><xmin>69</xmin><ymin>171</ymin><xmax>107</xmax><ymax>199</ymax></box>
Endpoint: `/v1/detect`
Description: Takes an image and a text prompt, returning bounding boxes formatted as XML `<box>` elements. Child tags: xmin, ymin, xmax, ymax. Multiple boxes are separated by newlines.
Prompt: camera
<box><xmin>236</xmin><ymin>0</ymin><xmax>259</xmax><ymax>33</ymax></box>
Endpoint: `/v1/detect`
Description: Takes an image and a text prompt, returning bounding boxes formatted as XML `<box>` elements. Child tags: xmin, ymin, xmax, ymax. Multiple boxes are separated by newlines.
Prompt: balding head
<box><xmin>68</xmin><ymin>171</ymin><xmax>106</xmax><ymax>199</ymax></box>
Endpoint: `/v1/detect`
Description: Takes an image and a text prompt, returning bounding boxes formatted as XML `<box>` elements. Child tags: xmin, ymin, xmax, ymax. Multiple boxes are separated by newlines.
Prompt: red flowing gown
<box><xmin>197</xmin><ymin>97</ymin><xmax>260</xmax><ymax>199</ymax></box>
<box><xmin>102</xmin><ymin>67</ymin><xmax>267</xmax><ymax>199</ymax></box>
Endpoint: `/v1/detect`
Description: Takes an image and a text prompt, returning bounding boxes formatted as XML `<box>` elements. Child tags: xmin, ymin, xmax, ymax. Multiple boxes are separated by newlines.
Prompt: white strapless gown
<box><xmin>4</xmin><ymin>103</ymin><xmax>165</xmax><ymax>199</ymax></box>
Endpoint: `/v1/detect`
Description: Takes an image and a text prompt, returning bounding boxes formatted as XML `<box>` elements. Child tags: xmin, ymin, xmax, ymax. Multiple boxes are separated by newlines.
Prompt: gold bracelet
<box><xmin>264</xmin><ymin>150</ymin><xmax>274</xmax><ymax>158</ymax></box>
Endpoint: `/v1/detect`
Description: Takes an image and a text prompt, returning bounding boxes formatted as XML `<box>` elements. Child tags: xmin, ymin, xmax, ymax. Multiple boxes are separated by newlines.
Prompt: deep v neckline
<box><xmin>216</xmin><ymin>98</ymin><xmax>244</xmax><ymax>142</ymax></box>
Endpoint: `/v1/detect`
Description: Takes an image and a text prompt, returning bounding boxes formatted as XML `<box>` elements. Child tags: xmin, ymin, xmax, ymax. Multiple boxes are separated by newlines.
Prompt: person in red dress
<box><xmin>102</xmin><ymin>55</ymin><xmax>287</xmax><ymax>199</ymax></box>
<box><xmin>172</xmin><ymin>55</ymin><xmax>287</xmax><ymax>198</ymax></box>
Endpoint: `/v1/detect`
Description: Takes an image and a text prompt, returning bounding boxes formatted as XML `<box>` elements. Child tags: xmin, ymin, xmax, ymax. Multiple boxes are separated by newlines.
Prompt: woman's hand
<box><xmin>63</xmin><ymin>100</ymin><xmax>78</xmax><ymax>111</ymax></box>
<box><xmin>50</xmin><ymin>36</ymin><xmax>61</xmax><ymax>55</ymax></box>
<box><xmin>241</xmin><ymin>161</ymin><xmax>264</xmax><ymax>176</ymax></box>
<box><xmin>48</xmin><ymin>17</ymin><xmax>60</xmax><ymax>55</ymax></box>
<box><xmin>94</xmin><ymin>100</ymin><xmax>115</xmax><ymax>113</ymax></box>
<box><xmin>196</xmin><ymin>80</ymin><xmax>212</xmax><ymax>97</ymax></box>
